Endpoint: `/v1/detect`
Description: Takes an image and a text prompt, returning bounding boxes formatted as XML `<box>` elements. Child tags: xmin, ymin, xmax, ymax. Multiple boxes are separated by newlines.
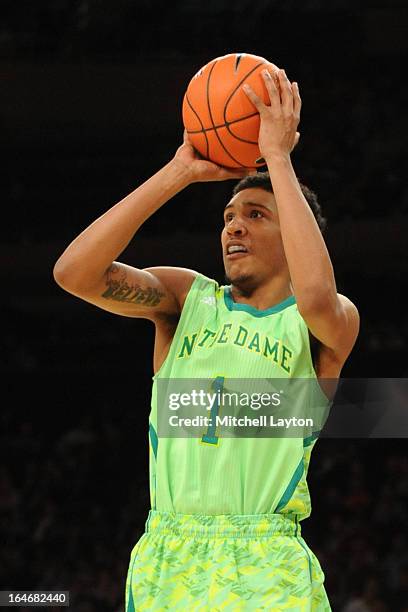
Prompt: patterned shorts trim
<box><xmin>125</xmin><ymin>510</ymin><xmax>331</xmax><ymax>611</ymax></box>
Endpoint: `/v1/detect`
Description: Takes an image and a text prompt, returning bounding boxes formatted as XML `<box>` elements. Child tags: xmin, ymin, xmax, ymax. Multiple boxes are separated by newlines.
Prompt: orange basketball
<box><xmin>182</xmin><ymin>53</ymin><xmax>279</xmax><ymax>169</ymax></box>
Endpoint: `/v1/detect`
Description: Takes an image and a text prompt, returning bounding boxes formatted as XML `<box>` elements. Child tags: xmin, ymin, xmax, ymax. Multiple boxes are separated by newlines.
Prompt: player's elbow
<box><xmin>53</xmin><ymin>256</ymin><xmax>81</xmax><ymax>292</ymax></box>
<box><xmin>53</xmin><ymin>255</ymin><xmax>105</xmax><ymax>298</ymax></box>
<box><xmin>53</xmin><ymin>258</ymin><xmax>66</xmax><ymax>285</ymax></box>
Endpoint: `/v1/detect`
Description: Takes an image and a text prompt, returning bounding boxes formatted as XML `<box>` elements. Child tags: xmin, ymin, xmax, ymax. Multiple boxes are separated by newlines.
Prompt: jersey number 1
<box><xmin>201</xmin><ymin>376</ymin><xmax>224</xmax><ymax>446</ymax></box>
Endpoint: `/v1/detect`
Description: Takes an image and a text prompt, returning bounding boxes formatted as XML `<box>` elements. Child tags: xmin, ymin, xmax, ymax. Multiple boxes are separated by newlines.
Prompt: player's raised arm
<box><xmin>53</xmin><ymin>134</ymin><xmax>252</xmax><ymax>321</ymax></box>
<box><xmin>243</xmin><ymin>68</ymin><xmax>359</xmax><ymax>365</ymax></box>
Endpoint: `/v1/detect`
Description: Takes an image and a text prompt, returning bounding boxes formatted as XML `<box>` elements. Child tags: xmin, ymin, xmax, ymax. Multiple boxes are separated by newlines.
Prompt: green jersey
<box><xmin>148</xmin><ymin>273</ymin><xmax>327</xmax><ymax>520</ymax></box>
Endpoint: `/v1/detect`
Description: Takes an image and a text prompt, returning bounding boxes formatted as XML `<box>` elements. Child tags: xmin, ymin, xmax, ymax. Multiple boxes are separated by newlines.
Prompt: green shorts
<box><xmin>125</xmin><ymin>510</ymin><xmax>331</xmax><ymax>611</ymax></box>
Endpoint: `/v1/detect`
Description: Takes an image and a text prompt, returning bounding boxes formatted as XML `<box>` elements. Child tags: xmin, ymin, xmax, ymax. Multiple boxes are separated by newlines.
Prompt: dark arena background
<box><xmin>2</xmin><ymin>1</ymin><xmax>408</xmax><ymax>611</ymax></box>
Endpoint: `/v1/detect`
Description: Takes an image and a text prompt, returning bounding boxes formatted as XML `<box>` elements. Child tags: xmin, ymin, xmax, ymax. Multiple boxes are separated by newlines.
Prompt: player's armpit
<box><xmin>55</xmin><ymin>262</ymin><xmax>198</xmax><ymax>321</ymax></box>
<box><xmin>300</xmin><ymin>293</ymin><xmax>360</xmax><ymax>366</ymax></box>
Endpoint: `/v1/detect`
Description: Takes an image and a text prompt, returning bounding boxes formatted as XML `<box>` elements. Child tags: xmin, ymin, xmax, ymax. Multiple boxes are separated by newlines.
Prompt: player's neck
<box><xmin>230</xmin><ymin>277</ymin><xmax>293</xmax><ymax>311</ymax></box>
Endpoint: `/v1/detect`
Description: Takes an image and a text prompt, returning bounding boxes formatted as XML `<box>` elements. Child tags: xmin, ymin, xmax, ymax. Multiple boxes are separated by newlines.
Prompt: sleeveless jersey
<box><xmin>148</xmin><ymin>274</ymin><xmax>328</xmax><ymax>520</ymax></box>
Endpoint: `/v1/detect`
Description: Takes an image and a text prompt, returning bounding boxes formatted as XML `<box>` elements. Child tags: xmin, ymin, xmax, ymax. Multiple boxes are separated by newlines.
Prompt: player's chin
<box><xmin>224</xmin><ymin>260</ymin><xmax>244</xmax><ymax>282</ymax></box>
<box><xmin>224</xmin><ymin>264</ymin><xmax>255</xmax><ymax>288</ymax></box>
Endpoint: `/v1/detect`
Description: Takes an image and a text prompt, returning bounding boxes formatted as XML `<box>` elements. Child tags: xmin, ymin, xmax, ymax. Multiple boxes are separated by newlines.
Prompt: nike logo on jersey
<box><xmin>200</xmin><ymin>297</ymin><xmax>216</xmax><ymax>306</ymax></box>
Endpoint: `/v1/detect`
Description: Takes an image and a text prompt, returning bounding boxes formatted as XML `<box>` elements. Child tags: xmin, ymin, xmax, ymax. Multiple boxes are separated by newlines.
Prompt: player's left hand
<box><xmin>174</xmin><ymin>130</ymin><xmax>257</xmax><ymax>183</ymax></box>
<box><xmin>242</xmin><ymin>68</ymin><xmax>301</xmax><ymax>160</ymax></box>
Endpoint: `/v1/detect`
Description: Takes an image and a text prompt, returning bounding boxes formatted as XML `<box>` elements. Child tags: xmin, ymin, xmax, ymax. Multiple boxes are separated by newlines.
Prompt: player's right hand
<box><xmin>173</xmin><ymin>130</ymin><xmax>256</xmax><ymax>183</ymax></box>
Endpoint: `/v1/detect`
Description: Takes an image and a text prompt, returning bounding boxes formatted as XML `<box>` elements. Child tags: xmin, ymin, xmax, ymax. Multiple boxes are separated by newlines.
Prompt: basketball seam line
<box><xmin>224</xmin><ymin>60</ymin><xmax>267</xmax><ymax>145</ymax></box>
<box><xmin>206</xmin><ymin>60</ymin><xmax>246</xmax><ymax>168</ymax></box>
<box><xmin>185</xmin><ymin>93</ymin><xmax>209</xmax><ymax>160</ymax></box>
<box><xmin>234</xmin><ymin>53</ymin><xmax>243</xmax><ymax>73</ymax></box>
<box><xmin>186</xmin><ymin>111</ymin><xmax>258</xmax><ymax>134</ymax></box>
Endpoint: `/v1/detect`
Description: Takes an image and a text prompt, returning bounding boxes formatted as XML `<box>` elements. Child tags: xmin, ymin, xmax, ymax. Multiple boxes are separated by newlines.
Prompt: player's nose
<box><xmin>226</xmin><ymin>216</ymin><xmax>248</xmax><ymax>236</ymax></box>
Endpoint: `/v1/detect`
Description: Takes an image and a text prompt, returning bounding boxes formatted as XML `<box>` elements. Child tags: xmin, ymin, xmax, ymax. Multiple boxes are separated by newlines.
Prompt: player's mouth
<box><xmin>225</xmin><ymin>242</ymin><xmax>249</xmax><ymax>259</ymax></box>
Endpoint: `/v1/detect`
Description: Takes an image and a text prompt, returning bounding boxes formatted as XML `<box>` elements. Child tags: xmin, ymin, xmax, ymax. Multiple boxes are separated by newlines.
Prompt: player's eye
<box><xmin>224</xmin><ymin>213</ymin><xmax>234</xmax><ymax>222</ymax></box>
<box><xmin>250</xmin><ymin>210</ymin><xmax>263</xmax><ymax>218</ymax></box>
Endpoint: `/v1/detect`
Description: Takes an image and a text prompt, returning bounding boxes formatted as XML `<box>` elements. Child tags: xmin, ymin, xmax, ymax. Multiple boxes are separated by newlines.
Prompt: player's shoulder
<box><xmin>144</xmin><ymin>266</ymin><xmax>199</xmax><ymax>286</ymax></box>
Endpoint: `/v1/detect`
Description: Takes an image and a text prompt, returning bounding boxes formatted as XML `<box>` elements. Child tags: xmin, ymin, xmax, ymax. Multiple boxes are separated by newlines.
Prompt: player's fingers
<box><xmin>217</xmin><ymin>166</ymin><xmax>256</xmax><ymax>181</ymax></box>
<box><xmin>278</xmin><ymin>69</ymin><xmax>293</xmax><ymax>116</ymax></box>
<box><xmin>261</xmin><ymin>69</ymin><xmax>280</xmax><ymax>113</ymax></box>
<box><xmin>183</xmin><ymin>129</ymin><xmax>191</xmax><ymax>145</ymax></box>
<box><xmin>242</xmin><ymin>83</ymin><xmax>264</xmax><ymax>112</ymax></box>
<box><xmin>292</xmin><ymin>82</ymin><xmax>302</xmax><ymax>120</ymax></box>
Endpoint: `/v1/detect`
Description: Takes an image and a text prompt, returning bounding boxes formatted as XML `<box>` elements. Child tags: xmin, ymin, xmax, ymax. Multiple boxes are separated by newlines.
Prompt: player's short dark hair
<box><xmin>232</xmin><ymin>171</ymin><xmax>327</xmax><ymax>234</ymax></box>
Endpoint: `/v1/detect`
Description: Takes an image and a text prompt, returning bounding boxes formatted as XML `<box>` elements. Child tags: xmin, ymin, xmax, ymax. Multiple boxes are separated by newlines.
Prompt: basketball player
<box><xmin>54</xmin><ymin>68</ymin><xmax>359</xmax><ymax>610</ymax></box>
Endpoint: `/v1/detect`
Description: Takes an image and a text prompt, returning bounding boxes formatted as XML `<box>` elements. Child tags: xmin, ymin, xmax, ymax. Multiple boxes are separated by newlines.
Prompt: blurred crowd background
<box><xmin>2</xmin><ymin>1</ymin><xmax>407</xmax><ymax>610</ymax></box>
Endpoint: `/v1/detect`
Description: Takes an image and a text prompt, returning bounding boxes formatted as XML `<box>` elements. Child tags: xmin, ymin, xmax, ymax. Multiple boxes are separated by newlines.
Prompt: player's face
<box><xmin>221</xmin><ymin>188</ymin><xmax>287</xmax><ymax>288</ymax></box>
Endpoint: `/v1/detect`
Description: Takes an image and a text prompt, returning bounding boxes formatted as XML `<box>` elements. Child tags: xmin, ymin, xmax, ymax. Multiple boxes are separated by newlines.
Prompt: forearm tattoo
<box><xmin>101</xmin><ymin>264</ymin><xmax>165</xmax><ymax>307</ymax></box>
